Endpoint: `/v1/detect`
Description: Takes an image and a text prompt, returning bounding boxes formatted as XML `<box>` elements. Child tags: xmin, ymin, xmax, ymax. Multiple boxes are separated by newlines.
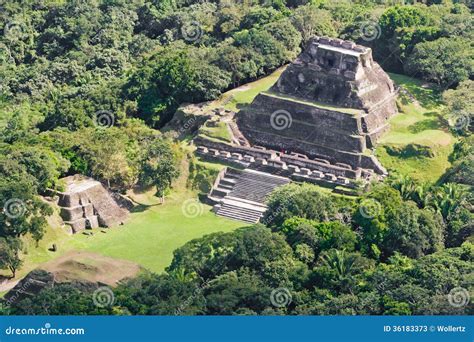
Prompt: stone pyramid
<box><xmin>236</xmin><ymin>36</ymin><xmax>398</xmax><ymax>176</ymax></box>
<box><xmin>57</xmin><ymin>175</ymin><xmax>128</xmax><ymax>233</ymax></box>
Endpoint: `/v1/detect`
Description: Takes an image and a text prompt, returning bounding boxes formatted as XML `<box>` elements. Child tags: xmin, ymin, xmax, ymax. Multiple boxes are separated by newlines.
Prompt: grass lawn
<box><xmin>4</xmin><ymin>189</ymin><xmax>244</xmax><ymax>283</ymax></box>
<box><xmin>199</xmin><ymin>121</ymin><xmax>232</xmax><ymax>143</ymax></box>
<box><xmin>1</xmin><ymin>70</ymin><xmax>455</xmax><ymax>292</ymax></box>
<box><xmin>377</xmin><ymin>73</ymin><xmax>456</xmax><ymax>183</ymax></box>
<box><xmin>0</xmin><ymin>157</ymin><xmax>245</xmax><ymax>290</ymax></box>
<box><xmin>214</xmin><ymin>67</ymin><xmax>286</xmax><ymax>112</ymax></box>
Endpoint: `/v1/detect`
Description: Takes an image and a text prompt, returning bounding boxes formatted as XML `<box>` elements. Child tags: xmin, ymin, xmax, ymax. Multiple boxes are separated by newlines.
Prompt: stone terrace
<box><xmin>193</xmin><ymin>37</ymin><xmax>397</xmax><ymax>222</ymax></box>
<box><xmin>209</xmin><ymin>168</ymin><xmax>290</xmax><ymax>223</ymax></box>
<box><xmin>56</xmin><ymin>175</ymin><xmax>128</xmax><ymax>233</ymax></box>
<box><xmin>195</xmin><ymin>137</ymin><xmax>380</xmax><ymax>186</ymax></box>
<box><xmin>237</xmin><ymin>36</ymin><xmax>397</xmax><ymax>175</ymax></box>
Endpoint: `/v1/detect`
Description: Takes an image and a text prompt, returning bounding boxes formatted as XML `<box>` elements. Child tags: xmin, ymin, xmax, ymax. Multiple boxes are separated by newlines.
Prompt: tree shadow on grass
<box><xmin>129</xmin><ymin>199</ymin><xmax>163</xmax><ymax>213</ymax></box>
<box><xmin>407</xmin><ymin>109</ymin><xmax>450</xmax><ymax>133</ymax></box>
<box><xmin>390</xmin><ymin>73</ymin><xmax>444</xmax><ymax>110</ymax></box>
<box><xmin>130</xmin><ymin>204</ymin><xmax>154</xmax><ymax>213</ymax></box>
<box><xmin>408</xmin><ymin>118</ymin><xmax>442</xmax><ymax>133</ymax></box>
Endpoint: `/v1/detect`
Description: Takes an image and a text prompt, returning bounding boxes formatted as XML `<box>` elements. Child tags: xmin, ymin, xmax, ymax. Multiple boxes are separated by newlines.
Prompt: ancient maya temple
<box><xmin>195</xmin><ymin>37</ymin><xmax>398</xmax><ymax>223</ymax></box>
<box><xmin>238</xmin><ymin>36</ymin><xmax>398</xmax><ymax>174</ymax></box>
<box><xmin>56</xmin><ymin>175</ymin><xmax>128</xmax><ymax>233</ymax></box>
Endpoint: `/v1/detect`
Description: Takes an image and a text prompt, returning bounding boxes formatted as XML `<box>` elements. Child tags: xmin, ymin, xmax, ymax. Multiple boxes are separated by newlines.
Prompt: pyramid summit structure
<box><xmin>236</xmin><ymin>36</ymin><xmax>398</xmax><ymax>176</ymax></box>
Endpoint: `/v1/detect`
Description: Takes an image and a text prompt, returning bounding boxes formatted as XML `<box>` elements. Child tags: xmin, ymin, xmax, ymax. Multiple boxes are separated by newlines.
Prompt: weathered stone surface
<box><xmin>236</xmin><ymin>36</ymin><xmax>397</xmax><ymax>175</ymax></box>
<box><xmin>194</xmin><ymin>137</ymin><xmax>366</xmax><ymax>178</ymax></box>
<box><xmin>209</xmin><ymin>168</ymin><xmax>290</xmax><ymax>223</ymax></box>
<box><xmin>272</xmin><ymin>37</ymin><xmax>396</xmax><ymax>110</ymax></box>
<box><xmin>56</xmin><ymin>175</ymin><xmax>129</xmax><ymax>232</ymax></box>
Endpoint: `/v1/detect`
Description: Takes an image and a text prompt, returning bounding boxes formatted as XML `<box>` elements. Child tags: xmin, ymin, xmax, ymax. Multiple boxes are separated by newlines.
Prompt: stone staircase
<box><xmin>210</xmin><ymin>168</ymin><xmax>290</xmax><ymax>223</ymax></box>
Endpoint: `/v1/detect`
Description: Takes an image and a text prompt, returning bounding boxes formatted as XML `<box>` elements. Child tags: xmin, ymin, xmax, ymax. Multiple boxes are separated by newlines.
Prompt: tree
<box><xmin>443</xmin><ymin>136</ymin><xmax>474</xmax><ymax>187</ymax></box>
<box><xmin>126</xmin><ymin>47</ymin><xmax>230</xmax><ymax>126</ymax></box>
<box><xmin>278</xmin><ymin>217</ymin><xmax>357</xmax><ymax>256</ymax></box>
<box><xmin>263</xmin><ymin>19</ymin><xmax>302</xmax><ymax>59</ymax></box>
<box><xmin>0</xmin><ymin>238</ymin><xmax>22</xmax><ymax>278</ymax></box>
<box><xmin>9</xmin><ymin>284</ymin><xmax>113</xmax><ymax>315</ymax></box>
<box><xmin>376</xmin><ymin>5</ymin><xmax>437</xmax><ymax>71</ymax></box>
<box><xmin>139</xmin><ymin>138</ymin><xmax>180</xmax><ymax>198</ymax></box>
<box><xmin>0</xmin><ymin>175</ymin><xmax>52</xmax><ymax>277</ymax></box>
<box><xmin>233</xmin><ymin>28</ymin><xmax>288</xmax><ymax>71</ymax></box>
<box><xmin>443</xmin><ymin>80</ymin><xmax>474</xmax><ymax>133</ymax></box>
<box><xmin>291</xmin><ymin>5</ymin><xmax>337</xmax><ymax>44</ymax></box>
<box><xmin>353</xmin><ymin>184</ymin><xmax>403</xmax><ymax>258</ymax></box>
<box><xmin>263</xmin><ymin>183</ymin><xmax>346</xmax><ymax>227</ymax></box>
<box><xmin>389</xmin><ymin>174</ymin><xmax>417</xmax><ymax>201</ymax></box>
<box><xmin>313</xmin><ymin>249</ymin><xmax>373</xmax><ymax>294</ymax></box>
<box><xmin>406</xmin><ymin>37</ymin><xmax>474</xmax><ymax>87</ymax></box>
<box><xmin>4</xmin><ymin>145</ymin><xmax>70</xmax><ymax>192</ymax></box>
<box><xmin>383</xmin><ymin>202</ymin><xmax>445</xmax><ymax>259</ymax></box>
<box><xmin>114</xmin><ymin>273</ymin><xmax>205</xmax><ymax>315</ymax></box>
<box><xmin>203</xmin><ymin>269</ymin><xmax>272</xmax><ymax>315</ymax></box>
<box><xmin>167</xmin><ymin>225</ymin><xmax>300</xmax><ymax>285</ymax></box>
<box><xmin>240</xmin><ymin>7</ymin><xmax>283</xmax><ymax>30</ymax></box>
<box><xmin>430</xmin><ymin>183</ymin><xmax>468</xmax><ymax>220</ymax></box>
<box><xmin>354</xmin><ymin>184</ymin><xmax>445</xmax><ymax>260</ymax></box>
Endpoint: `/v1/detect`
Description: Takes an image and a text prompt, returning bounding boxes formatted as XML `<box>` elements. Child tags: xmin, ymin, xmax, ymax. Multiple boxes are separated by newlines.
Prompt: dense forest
<box><xmin>0</xmin><ymin>0</ymin><xmax>473</xmax><ymax>315</ymax></box>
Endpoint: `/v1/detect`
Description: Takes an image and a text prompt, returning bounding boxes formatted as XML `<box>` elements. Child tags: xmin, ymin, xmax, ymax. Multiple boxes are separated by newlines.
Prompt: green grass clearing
<box><xmin>199</xmin><ymin>121</ymin><xmax>232</xmax><ymax>143</ymax></box>
<box><xmin>213</xmin><ymin>67</ymin><xmax>286</xmax><ymax>112</ymax></box>
<box><xmin>377</xmin><ymin>73</ymin><xmax>456</xmax><ymax>182</ymax></box>
<box><xmin>2</xmin><ymin>70</ymin><xmax>456</xmax><ymax>292</ymax></box>
<box><xmin>0</xmin><ymin>157</ymin><xmax>245</xmax><ymax>290</ymax></box>
<box><xmin>2</xmin><ymin>189</ymin><xmax>245</xmax><ymax>283</ymax></box>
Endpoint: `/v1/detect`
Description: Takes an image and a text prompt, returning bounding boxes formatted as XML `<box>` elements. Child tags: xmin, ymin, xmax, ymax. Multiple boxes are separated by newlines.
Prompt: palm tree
<box><xmin>413</xmin><ymin>182</ymin><xmax>434</xmax><ymax>208</ymax></box>
<box><xmin>320</xmin><ymin>249</ymin><xmax>360</xmax><ymax>294</ymax></box>
<box><xmin>390</xmin><ymin>174</ymin><xmax>416</xmax><ymax>201</ymax></box>
<box><xmin>430</xmin><ymin>183</ymin><xmax>467</xmax><ymax>219</ymax></box>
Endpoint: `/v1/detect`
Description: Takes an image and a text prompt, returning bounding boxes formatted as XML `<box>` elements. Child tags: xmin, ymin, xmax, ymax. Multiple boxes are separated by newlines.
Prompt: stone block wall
<box><xmin>235</xmin><ymin>36</ymin><xmax>397</xmax><ymax>177</ymax></box>
<box><xmin>194</xmin><ymin>137</ymin><xmax>379</xmax><ymax>183</ymax></box>
<box><xmin>272</xmin><ymin>37</ymin><xmax>397</xmax><ymax>111</ymax></box>
<box><xmin>56</xmin><ymin>175</ymin><xmax>128</xmax><ymax>233</ymax></box>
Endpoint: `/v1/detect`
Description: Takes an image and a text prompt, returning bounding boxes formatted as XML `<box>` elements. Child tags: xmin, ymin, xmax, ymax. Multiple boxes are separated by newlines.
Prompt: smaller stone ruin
<box><xmin>56</xmin><ymin>175</ymin><xmax>128</xmax><ymax>233</ymax></box>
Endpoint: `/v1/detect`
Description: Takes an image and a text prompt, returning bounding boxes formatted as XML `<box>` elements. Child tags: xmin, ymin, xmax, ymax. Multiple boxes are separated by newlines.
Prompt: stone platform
<box><xmin>236</xmin><ymin>36</ymin><xmax>397</xmax><ymax>176</ymax></box>
<box><xmin>56</xmin><ymin>175</ymin><xmax>128</xmax><ymax>233</ymax></box>
<box><xmin>195</xmin><ymin>137</ymin><xmax>378</xmax><ymax>186</ymax></box>
<box><xmin>209</xmin><ymin>168</ymin><xmax>290</xmax><ymax>223</ymax></box>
